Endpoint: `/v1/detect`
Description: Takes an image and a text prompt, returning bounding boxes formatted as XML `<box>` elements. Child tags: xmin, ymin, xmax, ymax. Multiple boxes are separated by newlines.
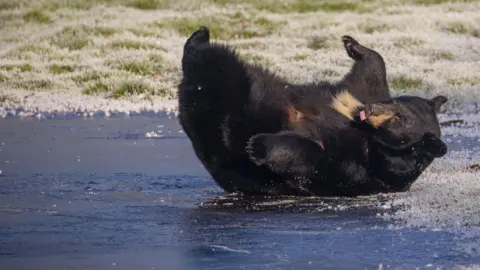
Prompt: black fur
<box><xmin>178</xmin><ymin>27</ymin><xmax>446</xmax><ymax>196</ymax></box>
<box><xmin>247</xmin><ymin>95</ymin><xmax>448</xmax><ymax>196</ymax></box>
<box><xmin>338</xmin><ymin>35</ymin><xmax>390</xmax><ymax>102</ymax></box>
<box><xmin>178</xmin><ymin>27</ymin><xmax>292</xmax><ymax>194</ymax></box>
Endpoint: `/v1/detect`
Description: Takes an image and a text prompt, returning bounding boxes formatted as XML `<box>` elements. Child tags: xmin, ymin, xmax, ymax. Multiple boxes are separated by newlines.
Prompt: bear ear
<box><xmin>422</xmin><ymin>133</ymin><xmax>448</xmax><ymax>158</ymax></box>
<box><xmin>428</xmin><ymin>95</ymin><xmax>448</xmax><ymax>113</ymax></box>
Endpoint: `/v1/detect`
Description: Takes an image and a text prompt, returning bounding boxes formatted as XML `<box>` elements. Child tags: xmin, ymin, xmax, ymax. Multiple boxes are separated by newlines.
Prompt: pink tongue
<box><xmin>359</xmin><ymin>111</ymin><xmax>366</xmax><ymax>121</ymax></box>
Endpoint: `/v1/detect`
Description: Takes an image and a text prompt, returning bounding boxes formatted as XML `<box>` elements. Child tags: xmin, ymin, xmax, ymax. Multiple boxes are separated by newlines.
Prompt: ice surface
<box><xmin>0</xmin><ymin>115</ymin><xmax>479</xmax><ymax>269</ymax></box>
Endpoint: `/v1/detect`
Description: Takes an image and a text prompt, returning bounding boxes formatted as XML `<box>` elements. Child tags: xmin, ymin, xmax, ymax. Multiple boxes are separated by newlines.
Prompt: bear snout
<box><xmin>363</xmin><ymin>103</ymin><xmax>396</xmax><ymax>128</ymax></box>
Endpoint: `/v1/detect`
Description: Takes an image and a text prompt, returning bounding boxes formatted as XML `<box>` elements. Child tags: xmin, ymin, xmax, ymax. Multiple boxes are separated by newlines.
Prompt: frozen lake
<box><xmin>1</xmin><ymin>113</ymin><xmax>479</xmax><ymax>270</ymax></box>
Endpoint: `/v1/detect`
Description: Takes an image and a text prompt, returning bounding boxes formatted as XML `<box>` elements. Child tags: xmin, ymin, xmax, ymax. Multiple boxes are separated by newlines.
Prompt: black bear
<box><xmin>177</xmin><ymin>26</ymin><xmax>446</xmax><ymax>196</ymax></box>
<box><xmin>246</xmin><ymin>90</ymin><xmax>448</xmax><ymax>196</ymax></box>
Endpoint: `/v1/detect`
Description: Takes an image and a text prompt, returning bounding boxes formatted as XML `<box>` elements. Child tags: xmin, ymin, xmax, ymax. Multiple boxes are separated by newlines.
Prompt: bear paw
<box><xmin>341</xmin><ymin>35</ymin><xmax>362</xmax><ymax>60</ymax></box>
<box><xmin>246</xmin><ymin>134</ymin><xmax>269</xmax><ymax>166</ymax></box>
<box><xmin>186</xmin><ymin>26</ymin><xmax>210</xmax><ymax>47</ymax></box>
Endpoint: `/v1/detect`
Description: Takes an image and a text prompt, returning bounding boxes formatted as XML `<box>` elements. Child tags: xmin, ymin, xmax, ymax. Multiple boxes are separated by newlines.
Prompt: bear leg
<box><xmin>246</xmin><ymin>131</ymin><xmax>325</xmax><ymax>176</ymax></box>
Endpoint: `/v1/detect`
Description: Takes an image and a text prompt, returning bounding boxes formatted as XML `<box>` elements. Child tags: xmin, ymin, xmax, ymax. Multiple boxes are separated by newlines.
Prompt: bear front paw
<box><xmin>341</xmin><ymin>35</ymin><xmax>360</xmax><ymax>46</ymax></box>
<box><xmin>246</xmin><ymin>134</ymin><xmax>269</xmax><ymax>166</ymax></box>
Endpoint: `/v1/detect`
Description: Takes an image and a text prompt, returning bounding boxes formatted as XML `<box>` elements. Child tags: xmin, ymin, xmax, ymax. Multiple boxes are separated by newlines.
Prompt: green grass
<box><xmin>83</xmin><ymin>80</ymin><xmax>168</xmax><ymax>99</ymax></box>
<box><xmin>83</xmin><ymin>82</ymin><xmax>110</xmax><ymax>95</ymax></box>
<box><xmin>151</xmin><ymin>13</ymin><xmax>285</xmax><ymax>40</ymax></box>
<box><xmin>48</xmin><ymin>64</ymin><xmax>75</xmax><ymax>74</ymax></box>
<box><xmin>23</xmin><ymin>9</ymin><xmax>52</xmax><ymax>24</ymax></box>
<box><xmin>124</xmin><ymin>0</ymin><xmax>168</xmax><ymax>10</ymax></box>
<box><xmin>321</xmin><ymin>69</ymin><xmax>341</xmax><ymax>77</ymax></box>
<box><xmin>307</xmin><ymin>36</ymin><xmax>332</xmax><ymax>50</ymax></box>
<box><xmin>0</xmin><ymin>94</ymin><xmax>20</xmax><ymax>103</ymax></box>
<box><xmin>115</xmin><ymin>60</ymin><xmax>158</xmax><ymax>75</ymax></box>
<box><xmin>358</xmin><ymin>21</ymin><xmax>392</xmax><ymax>34</ymax></box>
<box><xmin>12</xmin><ymin>79</ymin><xmax>54</xmax><ymax>90</ymax></box>
<box><xmin>390</xmin><ymin>75</ymin><xmax>424</xmax><ymax>90</ymax></box>
<box><xmin>414</xmin><ymin>0</ymin><xmax>478</xmax><ymax>5</ymax></box>
<box><xmin>0</xmin><ymin>1</ymin><xmax>21</xmax><ymax>10</ymax></box>
<box><xmin>394</xmin><ymin>37</ymin><xmax>425</xmax><ymax>48</ymax></box>
<box><xmin>91</xmin><ymin>26</ymin><xmax>118</xmax><ymax>37</ymax></box>
<box><xmin>234</xmin><ymin>42</ymin><xmax>266</xmax><ymax>50</ymax></box>
<box><xmin>241</xmin><ymin>54</ymin><xmax>274</xmax><ymax>67</ymax></box>
<box><xmin>0</xmin><ymin>63</ymin><xmax>34</xmax><ymax>72</ymax></box>
<box><xmin>445</xmin><ymin>21</ymin><xmax>470</xmax><ymax>34</ymax></box>
<box><xmin>213</xmin><ymin>0</ymin><xmax>374</xmax><ymax>13</ymax></box>
<box><xmin>430</xmin><ymin>51</ymin><xmax>456</xmax><ymax>61</ymax></box>
<box><xmin>108</xmin><ymin>54</ymin><xmax>164</xmax><ymax>75</ymax></box>
<box><xmin>0</xmin><ymin>13</ymin><xmax>24</xmax><ymax>28</ymax></box>
<box><xmin>1</xmin><ymin>0</ymin><xmax>473</xmax><ymax>13</ymax></box>
<box><xmin>49</xmin><ymin>25</ymin><xmax>118</xmax><ymax>51</ymax></box>
<box><xmin>293</xmin><ymin>54</ymin><xmax>308</xmax><ymax>61</ymax></box>
<box><xmin>0</xmin><ymin>74</ymin><xmax>8</xmax><ymax>83</ymax></box>
<box><xmin>128</xmin><ymin>28</ymin><xmax>156</xmax><ymax>37</ymax></box>
<box><xmin>107</xmin><ymin>40</ymin><xmax>163</xmax><ymax>50</ymax></box>
<box><xmin>442</xmin><ymin>21</ymin><xmax>480</xmax><ymax>37</ymax></box>
<box><xmin>7</xmin><ymin>44</ymin><xmax>54</xmax><ymax>58</ymax></box>
<box><xmin>0</xmin><ymin>0</ymin><xmax>168</xmax><ymax>11</ymax></box>
<box><xmin>49</xmin><ymin>26</ymin><xmax>91</xmax><ymax>50</ymax></box>
<box><xmin>110</xmin><ymin>81</ymin><xmax>156</xmax><ymax>99</ymax></box>
<box><xmin>72</xmin><ymin>71</ymin><xmax>110</xmax><ymax>84</ymax></box>
<box><xmin>316</xmin><ymin>1</ymin><xmax>362</xmax><ymax>12</ymax></box>
<box><xmin>447</xmin><ymin>77</ymin><xmax>480</xmax><ymax>86</ymax></box>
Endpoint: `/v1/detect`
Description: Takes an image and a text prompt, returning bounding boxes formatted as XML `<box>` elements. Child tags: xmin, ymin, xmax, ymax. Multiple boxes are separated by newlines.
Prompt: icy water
<box><xmin>1</xmin><ymin>113</ymin><xmax>479</xmax><ymax>270</ymax></box>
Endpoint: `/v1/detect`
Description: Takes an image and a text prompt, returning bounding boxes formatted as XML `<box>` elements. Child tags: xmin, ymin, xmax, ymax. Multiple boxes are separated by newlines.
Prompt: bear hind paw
<box><xmin>186</xmin><ymin>26</ymin><xmax>210</xmax><ymax>48</ymax></box>
<box><xmin>246</xmin><ymin>134</ymin><xmax>269</xmax><ymax>166</ymax></box>
<box><xmin>341</xmin><ymin>35</ymin><xmax>363</xmax><ymax>60</ymax></box>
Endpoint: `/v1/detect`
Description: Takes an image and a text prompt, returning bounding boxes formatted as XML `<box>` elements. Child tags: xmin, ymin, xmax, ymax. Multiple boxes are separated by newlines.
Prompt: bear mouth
<box><xmin>359</xmin><ymin>110</ymin><xmax>367</xmax><ymax>121</ymax></box>
<box><xmin>358</xmin><ymin>104</ymin><xmax>396</xmax><ymax>129</ymax></box>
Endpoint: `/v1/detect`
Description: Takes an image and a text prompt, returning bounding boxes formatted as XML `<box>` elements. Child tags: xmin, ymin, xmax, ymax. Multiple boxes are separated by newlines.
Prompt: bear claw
<box><xmin>341</xmin><ymin>35</ymin><xmax>363</xmax><ymax>60</ymax></box>
<box><xmin>246</xmin><ymin>135</ymin><xmax>268</xmax><ymax>166</ymax></box>
<box><xmin>341</xmin><ymin>35</ymin><xmax>359</xmax><ymax>46</ymax></box>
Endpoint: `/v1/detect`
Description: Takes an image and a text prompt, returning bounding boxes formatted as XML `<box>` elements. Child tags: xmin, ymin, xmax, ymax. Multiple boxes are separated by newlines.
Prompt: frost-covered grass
<box><xmin>0</xmin><ymin>0</ymin><xmax>479</xmax><ymax>114</ymax></box>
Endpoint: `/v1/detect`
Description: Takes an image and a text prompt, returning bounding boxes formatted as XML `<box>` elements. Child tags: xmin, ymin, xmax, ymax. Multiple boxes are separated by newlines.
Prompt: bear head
<box><xmin>332</xmin><ymin>91</ymin><xmax>448</xmax><ymax>158</ymax></box>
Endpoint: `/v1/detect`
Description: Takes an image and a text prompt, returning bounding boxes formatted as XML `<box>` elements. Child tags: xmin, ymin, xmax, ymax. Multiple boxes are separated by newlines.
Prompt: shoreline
<box><xmin>1</xmin><ymin>87</ymin><xmax>479</xmax><ymax>119</ymax></box>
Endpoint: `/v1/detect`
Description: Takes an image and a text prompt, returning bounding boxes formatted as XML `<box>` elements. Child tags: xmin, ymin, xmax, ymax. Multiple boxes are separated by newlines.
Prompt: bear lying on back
<box><xmin>178</xmin><ymin>26</ymin><xmax>447</xmax><ymax>196</ymax></box>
